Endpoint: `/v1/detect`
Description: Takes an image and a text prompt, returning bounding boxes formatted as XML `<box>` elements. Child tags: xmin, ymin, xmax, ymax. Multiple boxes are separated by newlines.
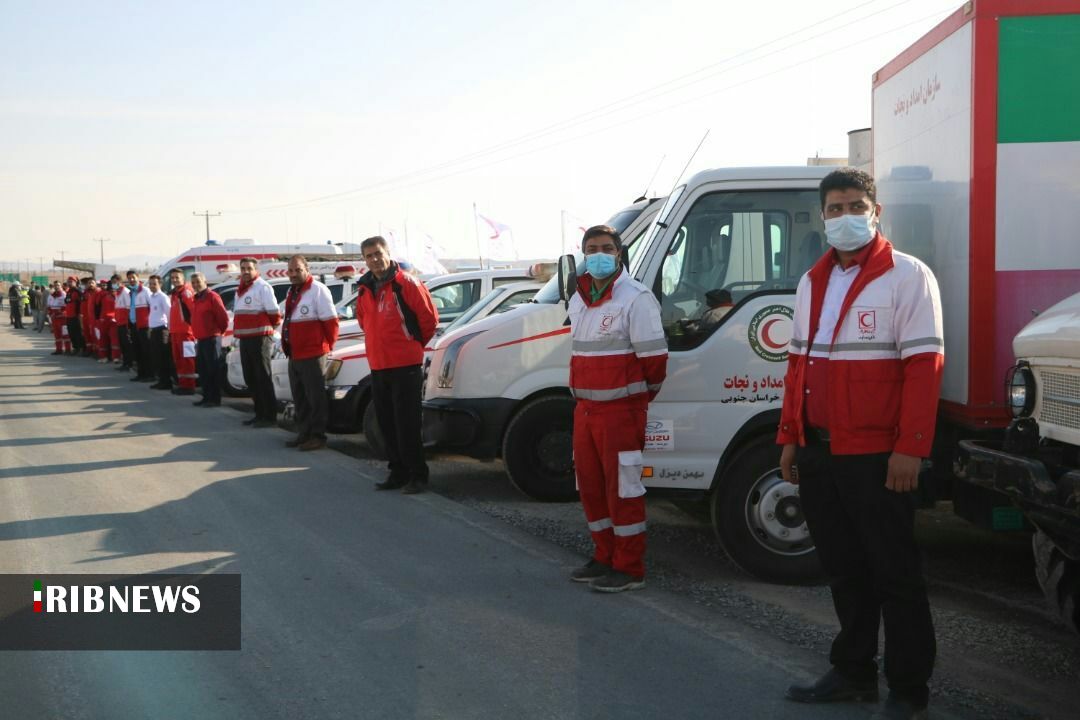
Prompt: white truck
<box><xmin>423</xmin><ymin>174</ymin><xmax>830</xmax><ymax>584</ymax></box>
<box><xmin>958</xmin><ymin>292</ymin><xmax>1080</xmax><ymax>634</ymax></box>
<box><xmin>323</xmin><ymin>279</ymin><xmax>544</xmax><ymax>457</ymax></box>
<box><xmin>156</xmin><ymin>239</ymin><xmax>365</xmax><ymax>288</ymax></box>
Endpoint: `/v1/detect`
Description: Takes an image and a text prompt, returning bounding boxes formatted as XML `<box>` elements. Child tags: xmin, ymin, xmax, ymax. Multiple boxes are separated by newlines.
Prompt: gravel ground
<box><xmin>260</xmin><ymin>399</ymin><xmax>1080</xmax><ymax>719</ymax></box>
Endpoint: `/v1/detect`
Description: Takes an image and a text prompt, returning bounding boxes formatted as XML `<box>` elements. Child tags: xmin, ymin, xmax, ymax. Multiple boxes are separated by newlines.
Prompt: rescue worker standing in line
<box><xmin>190</xmin><ymin>272</ymin><xmax>229</xmax><ymax>407</ymax></box>
<box><xmin>47</xmin><ymin>281</ymin><xmax>69</xmax><ymax>354</ymax></box>
<box><xmin>778</xmin><ymin>168</ymin><xmax>944</xmax><ymax>720</ymax></box>
<box><xmin>63</xmin><ymin>277</ymin><xmax>83</xmax><ymax>352</ymax></box>
<box><xmin>282</xmin><ymin>255</ymin><xmax>339</xmax><ymax>451</ymax></box>
<box><xmin>123</xmin><ymin>270</ymin><xmax>154</xmax><ymax>381</ymax></box>
<box><xmin>568</xmin><ymin>225</ymin><xmax>667</xmax><ymax>593</ymax></box>
<box><xmin>147</xmin><ymin>274</ymin><xmax>173</xmax><ymax>391</ymax></box>
<box><xmin>96</xmin><ymin>275</ymin><xmax>122</xmax><ymax>364</ymax></box>
<box><xmin>356</xmin><ymin>236</ymin><xmax>439</xmax><ymax>494</ymax></box>
<box><xmin>233</xmin><ymin>257</ymin><xmax>282</xmax><ymax>428</ymax></box>
<box><xmin>167</xmin><ymin>268</ymin><xmax>197</xmax><ymax>396</ymax></box>
<box><xmin>80</xmin><ymin>278</ymin><xmax>99</xmax><ymax>358</ymax></box>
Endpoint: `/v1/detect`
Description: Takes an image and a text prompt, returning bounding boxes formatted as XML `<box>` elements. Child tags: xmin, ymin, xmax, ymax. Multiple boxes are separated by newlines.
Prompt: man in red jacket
<box><xmin>96</xmin><ymin>275</ymin><xmax>122</xmax><ymax>364</ymax></box>
<box><xmin>189</xmin><ymin>271</ymin><xmax>230</xmax><ymax>407</ymax></box>
<box><xmin>63</xmin><ymin>277</ymin><xmax>84</xmax><ymax>355</ymax></box>
<box><xmin>778</xmin><ymin>168</ymin><xmax>943</xmax><ymax>720</ymax></box>
<box><xmin>282</xmin><ymin>255</ymin><xmax>339</xmax><ymax>451</ymax></box>
<box><xmin>80</xmin><ymin>278</ymin><xmax>99</xmax><ymax>358</ymax></box>
<box><xmin>356</xmin><ymin>236</ymin><xmax>438</xmax><ymax>493</ymax></box>
<box><xmin>167</xmin><ymin>268</ymin><xmax>197</xmax><ymax>396</ymax></box>
<box><xmin>233</xmin><ymin>257</ymin><xmax>282</xmax><ymax>427</ymax></box>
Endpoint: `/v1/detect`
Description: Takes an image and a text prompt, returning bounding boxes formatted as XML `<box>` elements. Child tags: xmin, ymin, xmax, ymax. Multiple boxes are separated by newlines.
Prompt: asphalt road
<box><xmin>0</xmin><ymin>325</ymin><xmax>905</xmax><ymax>719</ymax></box>
<box><xmin>3</xmin><ymin>323</ymin><xmax>1077</xmax><ymax>719</ymax></box>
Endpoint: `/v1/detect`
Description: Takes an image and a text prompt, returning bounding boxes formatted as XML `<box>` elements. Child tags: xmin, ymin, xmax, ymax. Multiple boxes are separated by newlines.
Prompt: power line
<box><xmin>92</xmin><ymin>237</ymin><xmax>110</xmax><ymax>264</ymax></box>
<box><xmin>225</xmin><ymin>0</ymin><xmax>926</xmax><ymax>215</ymax></box>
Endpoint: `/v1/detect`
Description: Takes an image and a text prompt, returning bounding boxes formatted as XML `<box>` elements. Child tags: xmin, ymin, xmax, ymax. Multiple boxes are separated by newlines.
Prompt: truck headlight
<box><xmin>325</xmin><ymin>358</ymin><xmax>343</xmax><ymax>381</ymax></box>
<box><xmin>1007</xmin><ymin>363</ymin><xmax>1036</xmax><ymax>418</ymax></box>
<box><xmin>437</xmin><ymin>331</ymin><xmax>483</xmax><ymax>389</ymax></box>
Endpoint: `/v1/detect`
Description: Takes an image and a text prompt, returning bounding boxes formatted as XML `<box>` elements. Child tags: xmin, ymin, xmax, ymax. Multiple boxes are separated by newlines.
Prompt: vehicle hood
<box><xmin>1014</xmin><ymin>291</ymin><xmax>1080</xmax><ymax>361</ymax></box>
<box><xmin>431</xmin><ymin>301</ymin><xmax>556</xmax><ymax>351</ymax></box>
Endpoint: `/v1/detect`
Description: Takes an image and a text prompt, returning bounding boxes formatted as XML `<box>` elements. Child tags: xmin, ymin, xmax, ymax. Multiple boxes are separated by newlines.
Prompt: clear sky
<box><xmin>0</xmin><ymin>0</ymin><xmax>962</xmax><ymax>269</ymax></box>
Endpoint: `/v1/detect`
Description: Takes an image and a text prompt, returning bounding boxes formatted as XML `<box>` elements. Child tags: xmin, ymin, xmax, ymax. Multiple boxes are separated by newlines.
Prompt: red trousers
<box><xmin>171</xmin><ymin>335</ymin><xmax>197</xmax><ymax>389</ymax></box>
<box><xmin>97</xmin><ymin>320</ymin><xmax>120</xmax><ymax>361</ymax></box>
<box><xmin>573</xmin><ymin>404</ymin><xmax>648</xmax><ymax>578</ymax></box>
<box><xmin>83</xmin><ymin>316</ymin><xmax>96</xmax><ymax>353</ymax></box>
<box><xmin>51</xmin><ymin>312</ymin><xmax>70</xmax><ymax>352</ymax></box>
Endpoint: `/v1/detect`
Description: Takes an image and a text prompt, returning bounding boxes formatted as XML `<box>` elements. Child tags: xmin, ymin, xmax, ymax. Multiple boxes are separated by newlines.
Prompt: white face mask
<box><xmin>824</xmin><ymin>213</ymin><xmax>876</xmax><ymax>252</ymax></box>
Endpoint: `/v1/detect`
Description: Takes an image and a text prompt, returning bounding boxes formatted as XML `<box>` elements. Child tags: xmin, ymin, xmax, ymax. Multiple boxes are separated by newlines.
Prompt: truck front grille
<box><xmin>1038</xmin><ymin>370</ymin><xmax>1080</xmax><ymax>431</ymax></box>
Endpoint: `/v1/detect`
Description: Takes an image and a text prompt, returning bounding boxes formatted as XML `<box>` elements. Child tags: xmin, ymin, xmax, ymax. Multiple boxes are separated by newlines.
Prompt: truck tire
<box><xmin>1033</xmin><ymin>529</ymin><xmax>1080</xmax><ymax>635</ymax></box>
<box><xmin>502</xmin><ymin>395</ymin><xmax>577</xmax><ymax>502</ymax></box>
<box><xmin>220</xmin><ymin>353</ymin><xmax>252</xmax><ymax>398</ymax></box>
<box><xmin>361</xmin><ymin>397</ymin><xmax>387</xmax><ymax>461</ymax></box>
<box><xmin>710</xmin><ymin>435</ymin><xmax>822</xmax><ymax>584</ymax></box>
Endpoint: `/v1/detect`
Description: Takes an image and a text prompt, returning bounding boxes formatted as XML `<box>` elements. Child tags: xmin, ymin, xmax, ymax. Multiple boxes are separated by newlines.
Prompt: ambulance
<box><xmin>422</xmin><ymin>170</ymin><xmax>832</xmax><ymax>583</ymax></box>
<box><xmin>155</xmin><ymin>239</ymin><xmax>364</xmax><ymax>288</ymax></box>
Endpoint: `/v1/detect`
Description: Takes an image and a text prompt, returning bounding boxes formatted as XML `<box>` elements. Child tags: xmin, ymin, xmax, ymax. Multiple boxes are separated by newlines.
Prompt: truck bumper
<box><xmin>957</xmin><ymin>434</ymin><xmax>1080</xmax><ymax>557</ymax></box>
<box><xmin>422</xmin><ymin>396</ymin><xmax>516</xmax><ymax>459</ymax></box>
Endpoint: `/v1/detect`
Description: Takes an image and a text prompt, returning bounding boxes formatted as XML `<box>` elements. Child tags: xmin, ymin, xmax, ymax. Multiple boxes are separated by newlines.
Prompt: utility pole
<box><xmin>92</xmin><ymin>238</ymin><xmax>110</xmax><ymax>264</ymax></box>
<box><xmin>193</xmin><ymin>210</ymin><xmax>221</xmax><ymax>244</ymax></box>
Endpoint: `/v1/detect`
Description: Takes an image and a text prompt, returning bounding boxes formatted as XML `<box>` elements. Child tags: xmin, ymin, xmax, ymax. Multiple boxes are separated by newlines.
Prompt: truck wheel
<box><xmin>711</xmin><ymin>435</ymin><xmax>822</xmax><ymax>584</ymax></box>
<box><xmin>1033</xmin><ymin>529</ymin><xmax>1080</xmax><ymax>635</ymax></box>
<box><xmin>361</xmin><ymin>398</ymin><xmax>387</xmax><ymax>461</ymax></box>
<box><xmin>220</xmin><ymin>355</ymin><xmax>252</xmax><ymax>398</ymax></box>
<box><xmin>502</xmin><ymin>395</ymin><xmax>577</xmax><ymax>502</ymax></box>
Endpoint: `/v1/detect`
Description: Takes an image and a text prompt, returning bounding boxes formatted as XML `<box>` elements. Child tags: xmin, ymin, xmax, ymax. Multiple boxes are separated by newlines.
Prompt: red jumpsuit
<box><xmin>169</xmin><ymin>284</ymin><xmax>197</xmax><ymax>390</ymax></box>
<box><xmin>47</xmin><ymin>291</ymin><xmax>69</xmax><ymax>353</ymax></box>
<box><xmin>568</xmin><ymin>271</ymin><xmax>667</xmax><ymax>579</ymax></box>
<box><xmin>81</xmin><ymin>287</ymin><xmax>98</xmax><ymax>355</ymax></box>
<box><xmin>97</xmin><ymin>289</ymin><xmax>120</xmax><ymax>361</ymax></box>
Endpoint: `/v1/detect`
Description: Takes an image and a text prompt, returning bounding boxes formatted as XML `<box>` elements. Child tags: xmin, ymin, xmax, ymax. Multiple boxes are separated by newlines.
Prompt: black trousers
<box><xmin>11</xmin><ymin>303</ymin><xmax>24</xmax><ymax>328</ymax></box>
<box><xmin>118</xmin><ymin>323</ymin><xmax>135</xmax><ymax>367</ymax></box>
<box><xmin>239</xmin><ymin>336</ymin><xmax>277</xmax><ymax>421</ymax></box>
<box><xmin>66</xmin><ymin>317</ymin><xmax>83</xmax><ymax>347</ymax></box>
<box><xmin>797</xmin><ymin>440</ymin><xmax>936</xmax><ymax>707</ymax></box>
<box><xmin>288</xmin><ymin>355</ymin><xmax>328</xmax><ymax>441</ymax></box>
<box><xmin>371</xmin><ymin>365</ymin><xmax>428</xmax><ymax>484</ymax></box>
<box><xmin>150</xmin><ymin>327</ymin><xmax>173</xmax><ymax>387</ymax></box>
<box><xmin>196</xmin><ymin>337</ymin><xmax>222</xmax><ymax>403</ymax></box>
<box><xmin>132</xmin><ymin>326</ymin><xmax>152</xmax><ymax>378</ymax></box>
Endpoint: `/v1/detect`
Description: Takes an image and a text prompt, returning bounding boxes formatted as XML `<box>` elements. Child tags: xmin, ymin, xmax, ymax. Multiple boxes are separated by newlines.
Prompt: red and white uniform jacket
<box><xmin>82</xmin><ymin>288</ymin><xmax>99</xmax><ymax>325</ymax></box>
<box><xmin>47</xmin><ymin>291</ymin><xmax>66</xmax><ymax>317</ymax></box>
<box><xmin>169</xmin><ymin>284</ymin><xmax>196</xmax><ymax>340</ymax></box>
<box><xmin>232</xmin><ymin>274</ymin><xmax>281</xmax><ymax>338</ymax></box>
<box><xmin>356</xmin><ymin>265</ymin><xmax>439</xmax><ymax>371</ymax></box>
<box><xmin>63</xmin><ymin>287</ymin><xmax>81</xmax><ymax>318</ymax></box>
<box><xmin>114</xmin><ymin>283</ymin><xmax>152</xmax><ymax>328</ymax></box>
<box><xmin>99</xmin><ymin>289</ymin><xmax>118</xmax><ymax>323</ymax></box>
<box><xmin>777</xmin><ymin>234</ymin><xmax>944</xmax><ymax>457</ymax></box>
<box><xmin>568</xmin><ymin>270</ymin><xmax>668</xmax><ymax>413</ymax></box>
<box><xmin>191</xmin><ymin>289</ymin><xmax>229</xmax><ymax>340</ymax></box>
<box><xmin>282</xmin><ymin>277</ymin><xmax>339</xmax><ymax>361</ymax></box>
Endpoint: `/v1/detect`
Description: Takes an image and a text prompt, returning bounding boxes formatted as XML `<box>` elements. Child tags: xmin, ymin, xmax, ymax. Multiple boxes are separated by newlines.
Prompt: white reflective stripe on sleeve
<box><xmin>613</xmin><ymin>521</ymin><xmax>647</xmax><ymax>536</ymax></box>
<box><xmin>572</xmin><ymin>382</ymin><xmax>649</xmax><ymax>401</ymax></box>
<box><xmin>631</xmin><ymin>338</ymin><xmax>667</xmax><ymax>354</ymax></box>
<box><xmin>573</xmin><ymin>338</ymin><xmax>632</xmax><ymax>353</ymax></box>
<box><xmin>587</xmin><ymin>518</ymin><xmax>613</xmax><ymax>532</ymax></box>
<box><xmin>234</xmin><ymin>326</ymin><xmax>274</xmax><ymax>337</ymax></box>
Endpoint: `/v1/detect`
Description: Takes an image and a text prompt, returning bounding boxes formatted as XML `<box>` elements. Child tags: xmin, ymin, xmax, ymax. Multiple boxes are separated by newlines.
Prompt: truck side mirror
<box><xmin>557</xmin><ymin>254</ymin><xmax>577</xmax><ymax>306</ymax></box>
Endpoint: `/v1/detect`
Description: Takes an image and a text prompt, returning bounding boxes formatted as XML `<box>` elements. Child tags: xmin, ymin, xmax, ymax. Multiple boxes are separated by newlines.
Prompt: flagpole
<box><xmin>473</xmin><ymin>202</ymin><xmax>484</xmax><ymax>270</ymax></box>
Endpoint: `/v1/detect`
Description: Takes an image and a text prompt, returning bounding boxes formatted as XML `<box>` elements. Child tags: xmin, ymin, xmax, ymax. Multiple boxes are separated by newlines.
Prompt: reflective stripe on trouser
<box><xmin>97</xmin><ymin>320</ymin><xmax>120</xmax><ymax>361</ymax></box>
<box><xmin>52</xmin><ymin>315</ymin><xmax>70</xmax><ymax>352</ymax></box>
<box><xmin>170</xmin><ymin>336</ymin><xmax>197</xmax><ymax>389</ymax></box>
<box><xmin>573</xmin><ymin>403</ymin><xmax>648</xmax><ymax>578</ymax></box>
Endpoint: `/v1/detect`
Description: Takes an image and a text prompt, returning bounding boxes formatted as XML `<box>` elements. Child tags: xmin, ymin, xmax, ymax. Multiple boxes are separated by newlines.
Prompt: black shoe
<box><xmin>201</xmin><ymin>400</ymin><xmax>221</xmax><ymax>408</ymax></box>
<box><xmin>51</xmin><ymin>350</ymin><xmax>62</xmax><ymax>355</ymax></box>
<box><xmin>252</xmin><ymin>419</ymin><xmax>276</xmax><ymax>428</ymax></box>
<box><xmin>150</xmin><ymin>383</ymin><xmax>172</xmax><ymax>390</ymax></box>
<box><xmin>570</xmin><ymin>559</ymin><xmax>611</xmax><ymax>583</ymax></box>
<box><xmin>375</xmin><ymin>477</ymin><xmax>407</xmax><ymax>491</ymax></box>
<box><xmin>870</xmin><ymin>695</ymin><xmax>928</xmax><ymax>720</ymax></box>
<box><xmin>193</xmin><ymin>399</ymin><xmax>207</xmax><ymax>406</ymax></box>
<box><xmin>401</xmin><ymin>480</ymin><xmax>426</xmax><ymax>494</ymax></box>
<box><xmin>285</xmin><ymin>437</ymin><xmax>308</xmax><ymax>448</ymax></box>
<box><xmin>242</xmin><ymin>418</ymin><xmax>257</xmax><ymax>426</ymax></box>
<box><xmin>130</xmin><ymin>376</ymin><xmax>144</xmax><ymax>382</ymax></box>
<box><xmin>589</xmin><ymin>570</ymin><xmax>646</xmax><ymax>593</ymax></box>
<box><xmin>785</xmin><ymin>669</ymin><xmax>879</xmax><ymax>704</ymax></box>
<box><xmin>171</xmin><ymin>387</ymin><xmax>195</xmax><ymax>395</ymax></box>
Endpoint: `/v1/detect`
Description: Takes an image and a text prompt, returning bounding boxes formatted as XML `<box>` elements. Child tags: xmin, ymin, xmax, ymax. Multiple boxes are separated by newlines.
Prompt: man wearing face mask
<box><xmin>568</xmin><ymin>225</ymin><xmax>667</xmax><ymax>593</ymax></box>
<box><xmin>778</xmin><ymin>168</ymin><xmax>943</xmax><ymax>720</ymax></box>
